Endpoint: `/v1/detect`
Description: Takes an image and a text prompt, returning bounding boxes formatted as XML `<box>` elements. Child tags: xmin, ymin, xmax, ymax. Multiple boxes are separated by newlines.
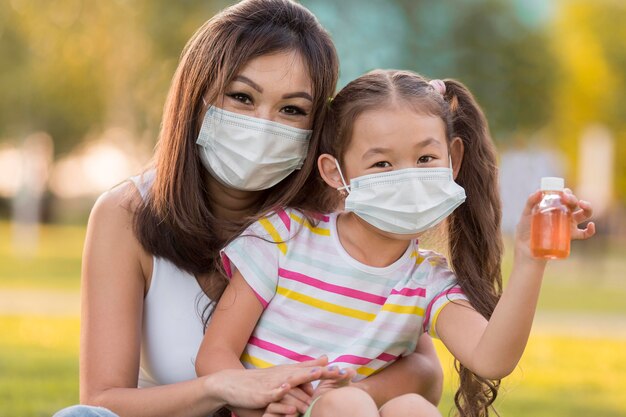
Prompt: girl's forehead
<box><xmin>349</xmin><ymin>107</ymin><xmax>447</xmax><ymax>151</ymax></box>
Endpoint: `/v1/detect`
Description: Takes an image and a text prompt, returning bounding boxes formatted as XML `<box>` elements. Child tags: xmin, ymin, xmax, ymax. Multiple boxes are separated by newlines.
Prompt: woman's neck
<box><xmin>206</xmin><ymin>175</ymin><xmax>264</xmax><ymax>222</ymax></box>
<box><xmin>336</xmin><ymin>212</ymin><xmax>411</xmax><ymax>268</ymax></box>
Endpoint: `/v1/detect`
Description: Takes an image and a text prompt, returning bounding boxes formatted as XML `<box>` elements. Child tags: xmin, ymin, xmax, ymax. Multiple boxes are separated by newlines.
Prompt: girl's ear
<box><xmin>450</xmin><ymin>137</ymin><xmax>465</xmax><ymax>179</ymax></box>
<box><xmin>318</xmin><ymin>154</ymin><xmax>345</xmax><ymax>189</ymax></box>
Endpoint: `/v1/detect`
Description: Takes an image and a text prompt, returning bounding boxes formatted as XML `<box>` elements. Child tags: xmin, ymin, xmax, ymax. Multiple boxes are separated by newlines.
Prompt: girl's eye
<box><xmin>372</xmin><ymin>161</ymin><xmax>391</xmax><ymax>168</ymax></box>
<box><xmin>281</xmin><ymin>105</ymin><xmax>307</xmax><ymax>116</ymax></box>
<box><xmin>418</xmin><ymin>156</ymin><xmax>434</xmax><ymax>164</ymax></box>
<box><xmin>227</xmin><ymin>92</ymin><xmax>252</xmax><ymax>105</ymax></box>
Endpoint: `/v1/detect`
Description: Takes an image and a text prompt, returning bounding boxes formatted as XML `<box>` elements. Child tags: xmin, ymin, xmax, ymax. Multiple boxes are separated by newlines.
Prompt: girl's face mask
<box><xmin>335</xmin><ymin>159</ymin><xmax>466</xmax><ymax>235</ymax></box>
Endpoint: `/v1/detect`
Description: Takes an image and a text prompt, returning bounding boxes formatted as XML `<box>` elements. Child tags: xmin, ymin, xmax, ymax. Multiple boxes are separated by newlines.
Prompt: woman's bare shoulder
<box><xmin>89</xmin><ymin>180</ymin><xmax>143</xmax><ymax>226</ymax></box>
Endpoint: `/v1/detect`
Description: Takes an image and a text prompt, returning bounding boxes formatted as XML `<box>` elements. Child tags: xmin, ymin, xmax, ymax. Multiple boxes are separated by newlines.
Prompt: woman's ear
<box><xmin>450</xmin><ymin>137</ymin><xmax>464</xmax><ymax>179</ymax></box>
<box><xmin>318</xmin><ymin>154</ymin><xmax>346</xmax><ymax>189</ymax></box>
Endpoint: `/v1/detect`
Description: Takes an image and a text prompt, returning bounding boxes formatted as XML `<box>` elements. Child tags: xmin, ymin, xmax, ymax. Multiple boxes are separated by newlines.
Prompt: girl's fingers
<box><xmin>286</xmin><ymin>387</ymin><xmax>311</xmax><ymax>405</ymax></box>
<box><xmin>572</xmin><ymin>221</ymin><xmax>596</xmax><ymax>241</ymax></box>
<box><xmin>295</xmin><ymin>356</ymin><xmax>328</xmax><ymax>369</ymax></box>
<box><xmin>300</xmin><ymin>382</ymin><xmax>314</xmax><ymax>397</ymax></box>
<box><xmin>265</xmin><ymin>401</ymin><xmax>298</xmax><ymax>416</ymax></box>
<box><xmin>572</xmin><ymin>200</ymin><xmax>593</xmax><ymax>224</ymax></box>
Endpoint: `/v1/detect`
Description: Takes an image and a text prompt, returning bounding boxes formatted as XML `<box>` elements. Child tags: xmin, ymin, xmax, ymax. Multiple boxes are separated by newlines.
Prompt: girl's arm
<box><xmin>436</xmin><ymin>191</ymin><xmax>594</xmax><ymax>380</ymax></box>
<box><xmin>351</xmin><ymin>335</ymin><xmax>443</xmax><ymax>407</ymax></box>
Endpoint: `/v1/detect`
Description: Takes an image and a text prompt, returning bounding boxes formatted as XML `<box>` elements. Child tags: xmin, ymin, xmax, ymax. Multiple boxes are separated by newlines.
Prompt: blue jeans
<box><xmin>53</xmin><ymin>405</ymin><xmax>119</xmax><ymax>417</ymax></box>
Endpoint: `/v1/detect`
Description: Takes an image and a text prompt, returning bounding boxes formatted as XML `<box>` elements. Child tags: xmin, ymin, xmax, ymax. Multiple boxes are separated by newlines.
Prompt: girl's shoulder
<box><xmin>413</xmin><ymin>248</ymin><xmax>450</xmax><ymax>270</ymax></box>
<box><xmin>250</xmin><ymin>207</ymin><xmax>330</xmax><ymax>238</ymax></box>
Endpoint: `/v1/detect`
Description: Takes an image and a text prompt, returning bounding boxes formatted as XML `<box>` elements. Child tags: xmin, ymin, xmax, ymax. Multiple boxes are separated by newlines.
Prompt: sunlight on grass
<box><xmin>0</xmin><ymin>315</ymin><xmax>80</xmax><ymax>417</ymax></box>
<box><xmin>435</xmin><ymin>335</ymin><xmax>626</xmax><ymax>417</ymax></box>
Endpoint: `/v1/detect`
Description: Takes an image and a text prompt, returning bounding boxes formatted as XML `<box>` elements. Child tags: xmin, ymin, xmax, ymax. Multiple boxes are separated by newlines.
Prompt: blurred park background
<box><xmin>1</xmin><ymin>0</ymin><xmax>625</xmax><ymax>416</ymax></box>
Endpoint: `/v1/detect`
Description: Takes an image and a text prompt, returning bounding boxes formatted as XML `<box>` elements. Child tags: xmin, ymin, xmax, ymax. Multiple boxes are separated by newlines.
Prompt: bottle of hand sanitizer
<box><xmin>530</xmin><ymin>177</ymin><xmax>572</xmax><ymax>259</ymax></box>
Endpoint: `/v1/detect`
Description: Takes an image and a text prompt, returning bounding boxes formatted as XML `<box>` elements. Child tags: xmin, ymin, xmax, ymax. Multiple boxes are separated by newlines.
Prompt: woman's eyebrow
<box><xmin>234</xmin><ymin>75</ymin><xmax>263</xmax><ymax>93</ymax></box>
<box><xmin>234</xmin><ymin>75</ymin><xmax>312</xmax><ymax>102</ymax></box>
<box><xmin>283</xmin><ymin>92</ymin><xmax>313</xmax><ymax>102</ymax></box>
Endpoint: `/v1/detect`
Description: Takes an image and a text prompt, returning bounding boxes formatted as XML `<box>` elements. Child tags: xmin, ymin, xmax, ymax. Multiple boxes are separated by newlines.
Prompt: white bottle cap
<box><xmin>540</xmin><ymin>177</ymin><xmax>565</xmax><ymax>191</ymax></box>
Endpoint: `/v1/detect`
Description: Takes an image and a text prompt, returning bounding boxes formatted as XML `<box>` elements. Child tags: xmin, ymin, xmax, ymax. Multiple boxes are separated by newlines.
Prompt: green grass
<box><xmin>0</xmin><ymin>221</ymin><xmax>84</xmax><ymax>290</ymax></box>
<box><xmin>435</xmin><ymin>335</ymin><xmax>626</xmax><ymax>417</ymax></box>
<box><xmin>0</xmin><ymin>315</ymin><xmax>79</xmax><ymax>417</ymax></box>
<box><xmin>1</xmin><ymin>220</ymin><xmax>626</xmax><ymax>416</ymax></box>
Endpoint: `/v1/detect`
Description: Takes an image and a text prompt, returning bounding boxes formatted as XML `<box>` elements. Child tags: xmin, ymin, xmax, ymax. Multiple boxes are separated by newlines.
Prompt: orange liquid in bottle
<box><xmin>530</xmin><ymin>191</ymin><xmax>571</xmax><ymax>259</ymax></box>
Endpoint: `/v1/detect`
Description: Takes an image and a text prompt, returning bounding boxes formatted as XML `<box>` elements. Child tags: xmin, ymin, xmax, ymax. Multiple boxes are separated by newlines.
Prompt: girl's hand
<box><xmin>561</xmin><ymin>189</ymin><xmax>595</xmax><ymax>241</ymax></box>
<box><xmin>262</xmin><ymin>365</ymin><xmax>356</xmax><ymax>417</ymax></box>
<box><xmin>210</xmin><ymin>357</ymin><xmax>330</xmax><ymax>411</ymax></box>
<box><xmin>515</xmin><ymin>189</ymin><xmax>596</xmax><ymax>260</ymax></box>
<box><xmin>311</xmin><ymin>366</ymin><xmax>356</xmax><ymax>400</ymax></box>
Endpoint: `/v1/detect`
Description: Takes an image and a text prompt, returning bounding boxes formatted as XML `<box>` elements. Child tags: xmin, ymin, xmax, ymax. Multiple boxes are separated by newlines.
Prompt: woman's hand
<box><xmin>207</xmin><ymin>357</ymin><xmax>332</xmax><ymax>411</ymax></box>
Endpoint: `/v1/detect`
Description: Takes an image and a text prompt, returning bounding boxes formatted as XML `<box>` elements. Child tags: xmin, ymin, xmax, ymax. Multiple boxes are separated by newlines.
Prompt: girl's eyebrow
<box><xmin>233</xmin><ymin>75</ymin><xmax>313</xmax><ymax>102</ymax></box>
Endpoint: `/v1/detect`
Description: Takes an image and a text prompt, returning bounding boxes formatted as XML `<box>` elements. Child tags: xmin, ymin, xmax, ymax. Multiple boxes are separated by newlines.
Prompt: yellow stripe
<box><xmin>428</xmin><ymin>303</ymin><xmax>447</xmax><ymax>337</ymax></box>
<box><xmin>356</xmin><ymin>366</ymin><xmax>381</xmax><ymax>377</ymax></box>
<box><xmin>259</xmin><ymin>218</ymin><xmax>287</xmax><ymax>255</ymax></box>
<box><xmin>410</xmin><ymin>250</ymin><xmax>425</xmax><ymax>265</ymax></box>
<box><xmin>276</xmin><ymin>286</ymin><xmax>375</xmax><ymax>321</ymax></box>
<box><xmin>381</xmin><ymin>304</ymin><xmax>425</xmax><ymax>316</ymax></box>
<box><xmin>241</xmin><ymin>353</ymin><xmax>274</xmax><ymax>369</ymax></box>
<box><xmin>289</xmin><ymin>213</ymin><xmax>330</xmax><ymax>236</ymax></box>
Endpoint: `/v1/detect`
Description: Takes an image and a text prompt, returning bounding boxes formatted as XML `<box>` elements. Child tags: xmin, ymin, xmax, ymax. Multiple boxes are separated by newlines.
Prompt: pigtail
<box><xmin>443</xmin><ymin>79</ymin><xmax>504</xmax><ymax>417</ymax></box>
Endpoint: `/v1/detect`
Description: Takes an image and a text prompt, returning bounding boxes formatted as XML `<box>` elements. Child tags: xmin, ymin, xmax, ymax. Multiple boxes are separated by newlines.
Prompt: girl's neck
<box><xmin>206</xmin><ymin>175</ymin><xmax>264</xmax><ymax>222</ymax></box>
<box><xmin>336</xmin><ymin>212</ymin><xmax>411</xmax><ymax>268</ymax></box>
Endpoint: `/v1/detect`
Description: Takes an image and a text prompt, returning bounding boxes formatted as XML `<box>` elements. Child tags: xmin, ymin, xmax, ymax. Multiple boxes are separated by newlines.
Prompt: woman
<box><xmin>54</xmin><ymin>1</ymin><xmax>443</xmax><ymax>416</ymax></box>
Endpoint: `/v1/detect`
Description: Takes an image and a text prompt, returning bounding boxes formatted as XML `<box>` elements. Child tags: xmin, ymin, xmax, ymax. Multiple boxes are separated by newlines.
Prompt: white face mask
<box><xmin>336</xmin><ymin>160</ymin><xmax>466</xmax><ymax>235</ymax></box>
<box><xmin>196</xmin><ymin>106</ymin><xmax>312</xmax><ymax>191</ymax></box>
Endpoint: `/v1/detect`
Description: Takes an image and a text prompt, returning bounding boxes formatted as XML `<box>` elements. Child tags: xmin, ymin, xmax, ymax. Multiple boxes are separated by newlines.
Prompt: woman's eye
<box><xmin>418</xmin><ymin>156</ymin><xmax>434</xmax><ymax>164</ymax></box>
<box><xmin>281</xmin><ymin>105</ymin><xmax>307</xmax><ymax>116</ymax></box>
<box><xmin>227</xmin><ymin>93</ymin><xmax>252</xmax><ymax>105</ymax></box>
<box><xmin>372</xmin><ymin>161</ymin><xmax>391</xmax><ymax>168</ymax></box>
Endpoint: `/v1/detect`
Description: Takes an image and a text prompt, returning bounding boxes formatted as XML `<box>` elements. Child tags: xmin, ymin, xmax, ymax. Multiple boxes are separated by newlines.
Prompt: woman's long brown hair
<box><xmin>312</xmin><ymin>69</ymin><xmax>503</xmax><ymax>417</ymax></box>
<box><xmin>134</xmin><ymin>0</ymin><xmax>338</xmax><ymax>308</ymax></box>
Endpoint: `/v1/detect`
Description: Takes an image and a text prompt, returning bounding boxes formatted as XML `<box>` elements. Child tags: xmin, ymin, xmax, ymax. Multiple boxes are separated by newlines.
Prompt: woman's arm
<box><xmin>351</xmin><ymin>335</ymin><xmax>443</xmax><ymax>407</ymax></box>
<box><xmin>80</xmin><ymin>185</ymin><xmax>330</xmax><ymax>417</ymax></box>
<box><xmin>437</xmin><ymin>191</ymin><xmax>594</xmax><ymax>380</ymax></box>
<box><xmin>80</xmin><ymin>184</ymin><xmax>227</xmax><ymax>417</ymax></box>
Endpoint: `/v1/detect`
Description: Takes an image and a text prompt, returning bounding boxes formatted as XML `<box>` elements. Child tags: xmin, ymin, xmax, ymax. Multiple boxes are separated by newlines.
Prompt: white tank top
<box><xmin>130</xmin><ymin>172</ymin><xmax>212</xmax><ymax>388</ymax></box>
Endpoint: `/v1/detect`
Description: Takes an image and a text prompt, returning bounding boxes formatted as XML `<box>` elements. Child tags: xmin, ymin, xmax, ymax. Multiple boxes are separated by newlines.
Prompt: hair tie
<box><xmin>429</xmin><ymin>79</ymin><xmax>446</xmax><ymax>96</ymax></box>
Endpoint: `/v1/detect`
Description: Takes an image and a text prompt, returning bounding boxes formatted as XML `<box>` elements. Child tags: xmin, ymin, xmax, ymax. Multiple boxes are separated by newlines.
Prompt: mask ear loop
<box><xmin>334</xmin><ymin>158</ymin><xmax>351</xmax><ymax>194</ymax></box>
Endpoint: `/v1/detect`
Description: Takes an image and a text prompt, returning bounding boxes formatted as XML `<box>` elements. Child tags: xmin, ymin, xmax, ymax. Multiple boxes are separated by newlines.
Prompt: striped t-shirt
<box><xmin>221</xmin><ymin>208</ymin><xmax>467</xmax><ymax>380</ymax></box>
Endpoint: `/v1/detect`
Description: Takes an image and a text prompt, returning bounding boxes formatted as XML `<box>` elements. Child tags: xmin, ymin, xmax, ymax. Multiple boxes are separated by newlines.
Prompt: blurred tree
<box><xmin>305</xmin><ymin>0</ymin><xmax>556</xmax><ymax>143</ymax></box>
<box><xmin>0</xmin><ymin>0</ymin><xmax>227</xmax><ymax>155</ymax></box>
<box><xmin>550</xmin><ymin>0</ymin><xmax>626</xmax><ymax>203</ymax></box>
<box><xmin>396</xmin><ymin>0</ymin><xmax>556</xmax><ymax>141</ymax></box>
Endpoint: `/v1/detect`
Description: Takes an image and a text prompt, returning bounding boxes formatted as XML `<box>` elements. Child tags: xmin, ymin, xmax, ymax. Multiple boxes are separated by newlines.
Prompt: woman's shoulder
<box><xmin>91</xmin><ymin>179</ymin><xmax>143</xmax><ymax>224</ymax></box>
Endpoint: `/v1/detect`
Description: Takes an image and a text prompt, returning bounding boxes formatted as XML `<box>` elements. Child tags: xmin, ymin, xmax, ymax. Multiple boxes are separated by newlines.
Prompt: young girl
<box><xmin>195</xmin><ymin>70</ymin><xmax>595</xmax><ymax>417</ymax></box>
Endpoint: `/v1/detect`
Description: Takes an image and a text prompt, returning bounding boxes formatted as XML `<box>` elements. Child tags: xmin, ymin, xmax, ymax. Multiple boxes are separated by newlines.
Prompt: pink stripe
<box><xmin>248</xmin><ymin>336</ymin><xmax>314</xmax><ymax>362</ymax></box>
<box><xmin>276</xmin><ymin>208</ymin><xmax>291</xmax><ymax>232</ymax></box>
<box><xmin>279</xmin><ymin>268</ymin><xmax>387</xmax><ymax>305</ymax></box>
<box><xmin>220</xmin><ymin>253</ymin><xmax>232</xmax><ymax>278</ymax></box>
<box><xmin>331</xmin><ymin>354</ymin><xmax>373</xmax><ymax>366</ymax></box>
<box><xmin>331</xmin><ymin>352</ymin><xmax>398</xmax><ymax>366</ymax></box>
<box><xmin>310</xmin><ymin>212</ymin><xmax>330</xmax><ymax>222</ymax></box>
<box><xmin>391</xmin><ymin>287</ymin><xmax>426</xmax><ymax>297</ymax></box>
<box><xmin>376</xmin><ymin>352</ymin><xmax>398</xmax><ymax>362</ymax></box>
<box><xmin>423</xmin><ymin>287</ymin><xmax>464</xmax><ymax>332</ymax></box>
